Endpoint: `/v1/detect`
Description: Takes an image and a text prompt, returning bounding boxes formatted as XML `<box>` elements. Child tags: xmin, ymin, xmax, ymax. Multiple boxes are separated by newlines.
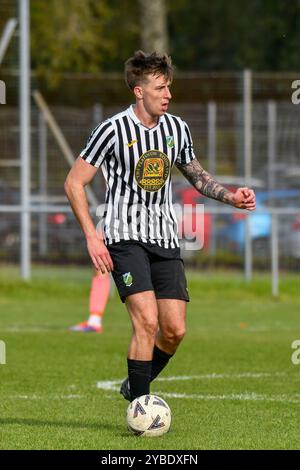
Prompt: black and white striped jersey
<box><xmin>80</xmin><ymin>105</ymin><xmax>195</xmax><ymax>248</ymax></box>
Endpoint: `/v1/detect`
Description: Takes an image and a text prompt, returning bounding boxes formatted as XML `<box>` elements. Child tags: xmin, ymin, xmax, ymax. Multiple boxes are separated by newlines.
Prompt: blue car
<box><xmin>217</xmin><ymin>189</ymin><xmax>300</xmax><ymax>254</ymax></box>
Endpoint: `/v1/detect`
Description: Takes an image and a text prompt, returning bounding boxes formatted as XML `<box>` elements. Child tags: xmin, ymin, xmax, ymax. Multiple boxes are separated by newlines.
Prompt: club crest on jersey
<box><xmin>135</xmin><ymin>150</ymin><xmax>170</xmax><ymax>192</ymax></box>
<box><xmin>122</xmin><ymin>272</ymin><xmax>133</xmax><ymax>287</ymax></box>
<box><xmin>166</xmin><ymin>135</ymin><xmax>174</xmax><ymax>148</ymax></box>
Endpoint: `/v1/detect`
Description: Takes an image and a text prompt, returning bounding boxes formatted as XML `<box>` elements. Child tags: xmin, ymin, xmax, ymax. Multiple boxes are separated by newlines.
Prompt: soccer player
<box><xmin>69</xmin><ymin>269</ymin><xmax>110</xmax><ymax>333</ymax></box>
<box><xmin>64</xmin><ymin>51</ymin><xmax>256</xmax><ymax>402</ymax></box>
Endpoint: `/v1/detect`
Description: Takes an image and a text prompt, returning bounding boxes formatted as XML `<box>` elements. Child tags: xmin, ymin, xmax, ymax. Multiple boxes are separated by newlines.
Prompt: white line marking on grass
<box><xmin>246</xmin><ymin>326</ymin><xmax>300</xmax><ymax>332</ymax></box>
<box><xmin>96</xmin><ymin>371</ymin><xmax>286</xmax><ymax>391</ymax></box>
<box><xmin>0</xmin><ymin>326</ymin><xmax>62</xmax><ymax>333</ymax></box>
<box><xmin>6</xmin><ymin>394</ymin><xmax>85</xmax><ymax>400</ymax></box>
<box><xmin>152</xmin><ymin>391</ymin><xmax>300</xmax><ymax>404</ymax></box>
<box><xmin>96</xmin><ymin>372</ymin><xmax>299</xmax><ymax>404</ymax></box>
<box><xmin>96</xmin><ymin>381</ymin><xmax>120</xmax><ymax>392</ymax></box>
<box><xmin>155</xmin><ymin>372</ymin><xmax>286</xmax><ymax>381</ymax></box>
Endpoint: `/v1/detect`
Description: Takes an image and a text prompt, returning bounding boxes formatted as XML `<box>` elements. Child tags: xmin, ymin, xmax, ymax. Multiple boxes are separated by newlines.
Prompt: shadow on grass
<box><xmin>0</xmin><ymin>417</ymin><xmax>119</xmax><ymax>432</ymax></box>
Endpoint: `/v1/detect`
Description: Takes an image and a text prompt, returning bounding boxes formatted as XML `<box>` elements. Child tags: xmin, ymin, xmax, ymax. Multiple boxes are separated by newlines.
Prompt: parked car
<box><xmin>216</xmin><ymin>189</ymin><xmax>300</xmax><ymax>257</ymax></box>
<box><xmin>173</xmin><ymin>179</ymin><xmax>247</xmax><ymax>253</ymax></box>
<box><xmin>0</xmin><ymin>179</ymin><xmax>86</xmax><ymax>260</ymax></box>
<box><xmin>173</xmin><ymin>177</ymin><xmax>300</xmax><ymax>258</ymax></box>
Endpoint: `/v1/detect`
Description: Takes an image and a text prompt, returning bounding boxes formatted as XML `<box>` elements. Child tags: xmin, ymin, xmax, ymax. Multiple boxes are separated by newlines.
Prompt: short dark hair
<box><xmin>124</xmin><ymin>50</ymin><xmax>173</xmax><ymax>90</ymax></box>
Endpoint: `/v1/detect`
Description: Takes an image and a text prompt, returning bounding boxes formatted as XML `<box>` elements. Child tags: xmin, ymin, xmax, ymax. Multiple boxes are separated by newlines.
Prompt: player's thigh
<box><xmin>125</xmin><ymin>290</ymin><xmax>159</xmax><ymax>333</ymax></box>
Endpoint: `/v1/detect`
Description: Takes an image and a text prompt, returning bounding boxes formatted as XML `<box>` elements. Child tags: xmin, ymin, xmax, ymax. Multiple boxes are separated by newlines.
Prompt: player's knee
<box><xmin>144</xmin><ymin>319</ymin><xmax>159</xmax><ymax>338</ymax></box>
<box><xmin>173</xmin><ymin>328</ymin><xmax>186</xmax><ymax>345</ymax></box>
<box><xmin>164</xmin><ymin>327</ymin><xmax>186</xmax><ymax>346</ymax></box>
<box><xmin>135</xmin><ymin>318</ymin><xmax>158</xmax><ymax>339</ymax></box>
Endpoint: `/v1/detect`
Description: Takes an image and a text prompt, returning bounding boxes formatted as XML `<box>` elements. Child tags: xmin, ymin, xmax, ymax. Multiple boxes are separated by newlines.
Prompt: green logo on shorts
<box><xmin>123</xmin><ymin>272</ymin><xmax>133</xmax><ymax>287</ymax></box>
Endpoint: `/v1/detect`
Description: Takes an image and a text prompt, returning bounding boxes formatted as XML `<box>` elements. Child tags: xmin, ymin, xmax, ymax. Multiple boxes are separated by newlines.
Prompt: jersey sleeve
<box><xmin>80</xmin><ymin>120</ymin><xmax>115</xmax><ymax>167</ymax></box>
<box><xmin>176</xmin><ymin>120</ymin><xmax>196</xmax><ymax>165</ymax></box>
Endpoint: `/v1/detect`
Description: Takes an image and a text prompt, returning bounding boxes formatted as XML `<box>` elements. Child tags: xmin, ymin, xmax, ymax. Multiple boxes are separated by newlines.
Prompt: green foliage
<box><xmin>29</xmin><ymin>0</ymin><xmax>300</xmax><ymax>79</ymax></box>
<box><xmin>168</xmin><ymin>0</ymin><xmax>300</xmax><ymax>71</ymax></box>
<box><xmin>30</xmin><ymin>0</ymin><xmax>140</xmax><ymax>84</ymax></box>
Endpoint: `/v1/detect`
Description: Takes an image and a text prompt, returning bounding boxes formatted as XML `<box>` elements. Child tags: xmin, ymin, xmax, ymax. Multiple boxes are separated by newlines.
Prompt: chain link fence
<box><xmin>1</xmin><ymin>1</ymin><xmax>300</xmax><ymax>292</ymax></box>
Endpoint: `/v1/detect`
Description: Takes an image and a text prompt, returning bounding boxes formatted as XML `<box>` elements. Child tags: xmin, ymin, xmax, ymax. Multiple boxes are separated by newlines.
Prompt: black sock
<box><xmin>127</xmin><ymin>358</ymin><xmax>152</xmax><ymax>401</ymax></box>
<box><xmin>150</xmin><ymin>345</ymin><xmax>173</xmax><ymax>382</ymax></box>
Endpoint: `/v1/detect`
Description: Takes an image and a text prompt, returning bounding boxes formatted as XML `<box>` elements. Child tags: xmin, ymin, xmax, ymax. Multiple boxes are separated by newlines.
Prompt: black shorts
<box><xmin>107</xmin><ymin>240</ymin><xmax>189</xmax><ymax>303</ymax></box>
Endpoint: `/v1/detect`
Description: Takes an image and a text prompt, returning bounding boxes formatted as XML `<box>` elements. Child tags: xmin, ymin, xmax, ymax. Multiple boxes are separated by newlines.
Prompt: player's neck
<box><xmin>133</xmin><ymin>104</ymin><xmax>159</xmax><ymax>129</ymax></box>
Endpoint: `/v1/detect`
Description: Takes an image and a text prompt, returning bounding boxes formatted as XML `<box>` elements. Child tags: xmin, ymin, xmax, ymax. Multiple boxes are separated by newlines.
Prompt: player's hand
<box><xmin>86</xmin><ymin>234</ymin><xmax>114</xmax><ymax>273</ymax></box>
<box><xmin>230</xmin><ymin>187</ymin><xmax>256</xmax><ymax>211</ymax></box>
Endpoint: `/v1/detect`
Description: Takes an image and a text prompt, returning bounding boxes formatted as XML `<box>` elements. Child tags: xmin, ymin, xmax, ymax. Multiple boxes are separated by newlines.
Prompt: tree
<box><xmin>138</xmin><ymin>0</ymin><xmax>169</xmax><ymax>53</ymax></box>
<box><xmin>29</xmin><ymin>0</ymin><xmax>300</xmax><ymax>79</ymax></box>
<box><xmin>167</xmin><ymin>0</ymin><xmax>300</xmax><ymax>71</ymax></box>
<box><xmin>30</xmin><ymin>0</ymin><xmax>140</xmax><ymax>83</ymax></box>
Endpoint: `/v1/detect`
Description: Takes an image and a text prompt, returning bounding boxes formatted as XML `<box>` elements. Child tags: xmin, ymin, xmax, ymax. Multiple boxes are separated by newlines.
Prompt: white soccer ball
<box><xmin>126</xmin><ymin>394</ymin><xmax>171</xmax><ymax>437</ymax></box>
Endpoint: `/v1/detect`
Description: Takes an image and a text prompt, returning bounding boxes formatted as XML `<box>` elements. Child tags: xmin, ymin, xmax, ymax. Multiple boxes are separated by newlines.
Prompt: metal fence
<box><xmin>1</xmin><ymin>0</ymin><xmax>300</xmax><ymax>295</ymax></box>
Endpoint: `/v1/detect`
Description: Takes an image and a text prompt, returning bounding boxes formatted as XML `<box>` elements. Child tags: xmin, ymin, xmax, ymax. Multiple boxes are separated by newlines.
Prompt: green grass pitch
<box><xmin>0</xmin><ymin>266</ymin><xmax>300</xmax><ymax>450</ymax></box>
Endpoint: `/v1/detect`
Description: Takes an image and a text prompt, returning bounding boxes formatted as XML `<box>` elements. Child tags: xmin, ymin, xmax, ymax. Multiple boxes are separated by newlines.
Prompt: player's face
<box><xmin>137</xmin><ymin>74</ymin><xmax>172</xmax><ymax>117</ymax></box>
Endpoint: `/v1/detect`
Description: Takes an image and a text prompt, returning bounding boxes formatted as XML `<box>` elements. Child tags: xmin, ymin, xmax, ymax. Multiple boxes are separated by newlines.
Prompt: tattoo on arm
<box><xmin>176</xmin><ymin>159</ymin><xmax>233</xmax><ymax>205</ymax></box>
